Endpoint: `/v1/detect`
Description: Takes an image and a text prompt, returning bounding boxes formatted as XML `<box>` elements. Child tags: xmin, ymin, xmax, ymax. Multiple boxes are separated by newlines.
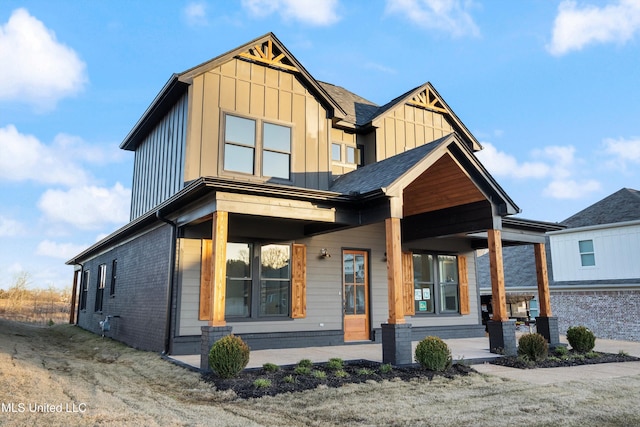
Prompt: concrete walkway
<box><xmin>170</xmin><ymin>335</ymin><xmax>640</xmax><ymax>384</ymax></box>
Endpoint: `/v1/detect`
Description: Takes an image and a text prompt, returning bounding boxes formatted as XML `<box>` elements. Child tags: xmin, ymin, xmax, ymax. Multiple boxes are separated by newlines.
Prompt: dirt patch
<box><xmin>206</xmin><ymin>360</ymin><xmax>474</xmax><ymax>399</ymax></box>
<box><xmin>2</xmin><ymin>317</ymin><xmax>640</xmax><ymax>427</ymax></box>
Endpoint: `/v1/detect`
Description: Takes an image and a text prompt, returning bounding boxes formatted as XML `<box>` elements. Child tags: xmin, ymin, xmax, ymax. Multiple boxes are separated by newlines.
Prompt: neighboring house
<box><xmin>477</xmin><ymin>188</ymin><xmax>640</xmax><ymax>341</ymax></box>
<box><xmin>67</xmin><ymin>33</ymin><xmax>559</xmax><ymax>365</ymax></box>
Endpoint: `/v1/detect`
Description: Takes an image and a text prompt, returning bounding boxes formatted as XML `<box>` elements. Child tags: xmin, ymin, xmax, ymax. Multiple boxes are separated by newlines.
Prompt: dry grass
<box><xmin>2</xmin><ymin>318</ymin><xmax>640</xmax><ymax>426</ymax></box>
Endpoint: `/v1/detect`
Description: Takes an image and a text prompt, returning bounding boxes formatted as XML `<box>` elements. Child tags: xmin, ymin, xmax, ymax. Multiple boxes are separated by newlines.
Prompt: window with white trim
<box><xmin>80</xmin><ymin>270</ymin><xmax>89</xmax><ymax>311</ymax></box>
<box><xmin>223</xmin><ymin>114</ymin><xmax>291</xmax><ymax>180</ymax></box>
<box><xmin>578</xmin><ymin>239</ymin><xmax>595</xmax><ymax>266</ymax></box>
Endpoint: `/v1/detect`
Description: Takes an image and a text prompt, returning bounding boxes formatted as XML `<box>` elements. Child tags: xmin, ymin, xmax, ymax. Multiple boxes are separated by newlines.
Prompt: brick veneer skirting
<box><xmin>551</xmin><ymin>290</ymin><xmax>640</xmax><ymax>341</ymax></box>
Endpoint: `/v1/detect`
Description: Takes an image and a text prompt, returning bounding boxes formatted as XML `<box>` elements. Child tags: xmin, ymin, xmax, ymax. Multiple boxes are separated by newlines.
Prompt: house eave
<box><xmin>547</xmin><ymin>218</ymin><xmax>640</xmax><ymax>235</ymax></box>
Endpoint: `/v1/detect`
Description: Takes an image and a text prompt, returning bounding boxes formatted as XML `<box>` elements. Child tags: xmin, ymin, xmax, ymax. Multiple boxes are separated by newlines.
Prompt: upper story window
<box><xmin>223</xmin><ymin>114</ymin><xmax>291</xmax><ymax>180</ymax></box>
<box><xmin>331</xmin><ymin>142</ymin><xmax>363</xmax><ymax>167</ymax></box>
<box><xmin>578</xmin><ymin>239</ymin><xmax>596</xmax><ymax>266</ymax></box>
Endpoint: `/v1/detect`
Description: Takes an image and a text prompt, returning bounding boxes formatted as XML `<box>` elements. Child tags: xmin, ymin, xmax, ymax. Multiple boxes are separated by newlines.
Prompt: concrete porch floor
<box><xmin>170</xmin><ymin>336</ymin><xmax>499</xmax><ymax>370</ymax></box>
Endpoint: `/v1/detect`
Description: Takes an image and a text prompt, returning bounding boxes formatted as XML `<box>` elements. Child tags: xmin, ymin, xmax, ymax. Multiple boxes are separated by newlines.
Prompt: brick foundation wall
<box><xmin>551</xmin><ymin>290</ymin><xmax>640</xmax><ymax>341</ymax></box>
<box><xmin>76</xmin><ymin>225</ymin><xmax>173</xmax><ymax>352</ymax></box>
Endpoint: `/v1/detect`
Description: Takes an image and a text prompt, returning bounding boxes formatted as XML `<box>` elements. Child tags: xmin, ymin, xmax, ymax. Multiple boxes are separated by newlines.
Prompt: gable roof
<box><xmin>330</xmin><ymin>133</ymin><xmax>519</xmax><ymax>215</ymax></box>
<box><xmin>562</xmin><ymin>188</ymin><xmax>640</xmax><ymax>228</ymax></box>
<box><xmin>121</xmin><ymin>32</ymin><xmax>346</xmax><ymax>151</ymax></box>
<box><xmin>319</xmin><ymin>81</ymin><xmax>481</xmax><ymax>152</ymax></box>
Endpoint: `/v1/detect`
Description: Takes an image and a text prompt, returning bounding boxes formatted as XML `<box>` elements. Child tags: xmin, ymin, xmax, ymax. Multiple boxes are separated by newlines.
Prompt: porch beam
<box><xmin>385</xmin><ymin>217</ymin><xmax>405</xmax><ymax>324</ymax></box>
<box><xmin>534</xmin><ymin>242</ymin><xmax>552</xmax><ymax>317</ymax></box>
<box><xmin>209</xmin><ymin>211</ymin><xmax>228</xmax><ymax>326</ymax></box>
<box><xmin>487</xmin><ymin>229</ymin><xmax>508</xmax><ymax>322</ymax></box>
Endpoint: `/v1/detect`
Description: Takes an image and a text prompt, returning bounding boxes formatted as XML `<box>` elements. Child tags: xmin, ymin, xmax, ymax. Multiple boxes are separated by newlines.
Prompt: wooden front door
<box><xmin>343</xmin><ymin>250</ymin><xmax>370</xmax><ymax>341</ymax></box>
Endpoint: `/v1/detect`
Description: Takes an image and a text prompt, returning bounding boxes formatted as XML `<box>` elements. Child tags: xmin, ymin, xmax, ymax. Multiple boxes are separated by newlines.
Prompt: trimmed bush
<box><xmin>566</xmin><ymin>326</ymin><xmax>596</xmax><ymax>353</ymax></box>
<box><xmin>208</xmin><ymin>335</ymin><xmax>250</xmax><ymax>378</ymax></box>
<box><xmin>415</xmin><ymin>336</ymin><xmax>452</xmax><ymax>372</ymax></box>
<box><xmin>327</xmin><ymin>358</ymin><xmax>344</xmax><ymax>370</ymax></box>
<box><xmin>518</xmin><ymin>333</ymin><xmax>548</xmax><ymax>362</ymax></box>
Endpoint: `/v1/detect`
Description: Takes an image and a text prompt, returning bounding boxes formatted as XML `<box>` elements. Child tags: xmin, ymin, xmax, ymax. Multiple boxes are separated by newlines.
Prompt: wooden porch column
<box><xmin>487</xmin><ymin>229</ymin><xmax>508</xmax><ymax>322</ymax></box>
<box><xmin>534</xmin><ymin>242</ymin><xmax>552</xmax><ymax>317</ymax></box>
<box><xmin>209</xmin><ymin>211</ymin><xmax>229</xmax><ymax>326</ymax></box>
<box><xmin>385</xmin><ymin>217</ymin><xmax>405</xmax><ymax>324</ymax></box>
<box><xmin>69</xmin><ymin>269</ymin><xmax>79</xmax><ymax>324</ymax></box>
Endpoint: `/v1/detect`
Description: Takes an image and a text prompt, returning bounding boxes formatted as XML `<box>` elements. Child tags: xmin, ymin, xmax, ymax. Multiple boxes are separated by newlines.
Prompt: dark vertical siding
<box><xmin>130</xmin><ymin>92</ymin><xmax>188</xmax><ymax>219</ymax></box>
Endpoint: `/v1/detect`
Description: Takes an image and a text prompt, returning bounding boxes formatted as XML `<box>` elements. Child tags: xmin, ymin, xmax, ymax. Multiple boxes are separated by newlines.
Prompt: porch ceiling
<box><xmin>402</xmin><ymin>153</ymin><xmax>486</xmax><ymax>217</ymax></box>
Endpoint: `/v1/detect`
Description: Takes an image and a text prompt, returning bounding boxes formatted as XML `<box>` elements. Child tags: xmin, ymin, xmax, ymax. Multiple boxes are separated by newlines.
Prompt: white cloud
<box><xmin>184</xmin><ymin>2</ymin><xmax>208</xmax><ymax>26</ymax></box>
<box><xmin>385</xmin><ymin>0</ymin><xmax>480</xmax><ymax>38</ymax></box>
<box><xmin>476</xmin><ymin>142</ymin><xmax>550</xmax><ymax>179</ymax></box>
<box><xmin>543</xmin><ymin>179</ymin><xmax>601</xmax><ymax>199</ymax></box>
<box><xmin>38</xmin><ymin>183</ymin><xmax>131</xmax><ymax>230</ymax></box>
<box><xmin>603</xmin><ymin>137</ymin><xmax>640</xmax><ymax>169</ymax></box>
<box><xmin>36</xmin><ymin>240</ymin><xmax>88</xmax><ymax>260</ymax></box>
<box><xmin>0</xmin><ymin>125</ymin><xmax>91</xmax><ymax>186</ymax></box>
<box><xmin>242</xmin><ymin>0</ymin><xmax>341</xmax><ymax>26</ymax></box>
<box><xmin>0</xmin><ymin>8</ymin><xmax>87</xmax><ymax>111</ymax></box>
<box><xmin>0</xmin><ymin>215</ymin><xmax>24</xmax><ymax>237</ymax></box>
<box><xmin>547</xmin><ymin>0</ymin><xmax>640</xmax><ymax>56</ymax></box>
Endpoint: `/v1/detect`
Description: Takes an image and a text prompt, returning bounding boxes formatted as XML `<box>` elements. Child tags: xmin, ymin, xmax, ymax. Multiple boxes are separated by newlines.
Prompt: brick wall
<box><xmin>76</xmin><ymin>224</ymin><xmax>173</xmax><ymax>352</ymax></box>
<box><xmin>551</xmin><ymin>290</ymin><xmax>640</xmax><ymax>341</ymax></box>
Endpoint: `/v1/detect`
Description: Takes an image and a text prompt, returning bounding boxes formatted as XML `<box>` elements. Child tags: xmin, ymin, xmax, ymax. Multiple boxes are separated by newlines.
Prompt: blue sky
<box><xmin>1</xmin><ymin>0</ymin><xmax>639</xmax><ymax>290</ymax></box>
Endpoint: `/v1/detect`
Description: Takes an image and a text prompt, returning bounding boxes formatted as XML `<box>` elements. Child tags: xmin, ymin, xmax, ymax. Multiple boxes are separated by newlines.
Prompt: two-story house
<box><xmin>66</xmin><ymin>33</ymin><xmax>561</xmax><ymax>367</ymax></box>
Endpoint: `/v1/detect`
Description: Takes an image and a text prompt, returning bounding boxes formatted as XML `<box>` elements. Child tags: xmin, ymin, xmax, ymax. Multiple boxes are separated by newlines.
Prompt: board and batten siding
<box><xmin>176</xmin><ymin>223</ymin><xmax>479</xmax><ymax>337</ymax></box>
<box><xmin>550</xmin><ymin>223</ymin><xmax>640</xmax><ymax>282</ymax></box>
<box><xmin>130</xmin><ymin>92</ymin><xmax>187</xmax><ymax>219</ymax></box>
<box><xmin>184</xmin><ymin>58</ymin><xmax>332</xmax><ymax>190</ymax></box>
<box><xmin>375</xmin><ymin>104</ymin><xmax>453</xmax><ymax>161</ymax></box>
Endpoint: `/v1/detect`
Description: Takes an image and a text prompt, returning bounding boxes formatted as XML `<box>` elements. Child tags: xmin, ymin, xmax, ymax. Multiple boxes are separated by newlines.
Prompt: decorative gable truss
<box><xmin>407</xmin><ymin>87</ymin><xmax>447</xmax><ymax>114</ymax></box>
<box><xmin>238</xmin><ymin>39</ymin><xmax>299</xmax><ymax>73</ymax></box>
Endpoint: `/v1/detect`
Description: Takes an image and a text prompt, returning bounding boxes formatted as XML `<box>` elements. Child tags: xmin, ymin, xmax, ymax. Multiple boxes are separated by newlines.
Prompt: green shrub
<box><xmin>312</xmin><ymin>370</ymin><xmax>327</xmax><ymax>379</ymax></box>
<box><xmin>415</xmin><ymin>336</ymin><xmax>452</xmax><ymax>372</ymax></box>
<box><xmin>294</xmin><ymin>365</ymin><xmax>311</xmax><ymax>375</ymax></box>
<box><xmin>380</xmin><ymin>363</ymin><xmax>393</xmax><ymax>374</ymax></box>
<box><xmin>357</xmin><ymin>368</ymin><xmax>374</xmax><ymax>376</ymax></box>
<box><xmin>554</xmin><ymin>345</ymin><xmax>569</xmax><ymax>357</ymax></box>
<box><xmin>283</xmin><ymin>374</ymin><xmax>296</xmax><ymax>383</ymax></box>
<box><xmin>253</xmin><ymin>378</ymin><xmax>271</xmax><ymax>388</ymax></box>
<box><xmin>334</xmin><ymin>369</ymin><xmax>348</xmax><ymax>378</ymax></box>
<box><xmin>262</xmin><ymin>362</ymin><xmax>279</xmax><ymax>372</ymax></box>
<box><xmin>327</xmin><ymin>358</ymin><xmax>343</xmax><ymax>370</ymax></box>
<box><xmin>585</xmin><ymin>351</ymin><xmax>600</xmax><ymax>359</ymax></box>
<box><xmin>517</xmin><ymin>333</ymin><xmax>548</xmax><ymax>362</ymax></box>
<box><xmin>208</xmin><ymin>335</ymin><xmax>250</xmax><ymax>379</ymax></box>
<box><xmin>297</xmin><ymin>359</ymin><xmax>313</xmax><ymax>368</ymax></box>
<box><xmin>566</xmin><ymin>326</ymin><xmax>596</xmax><ymax>353</ymax></box>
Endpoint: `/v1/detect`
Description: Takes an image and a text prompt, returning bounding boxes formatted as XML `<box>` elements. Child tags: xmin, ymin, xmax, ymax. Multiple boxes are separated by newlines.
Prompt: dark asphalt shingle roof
<box><xmin>318</xmin><ymin>82</ymin><xmax>379</xmax><ymax>126</ymax></box>
<box><xmin>561</xmin><ymin>188</ymin><xmax>640</xmax><ymax>227</ymax></box>
<box><xmin>329</xmin><ymin>136</ymin><xmax>446</xmax><ymax>195</ymax></box>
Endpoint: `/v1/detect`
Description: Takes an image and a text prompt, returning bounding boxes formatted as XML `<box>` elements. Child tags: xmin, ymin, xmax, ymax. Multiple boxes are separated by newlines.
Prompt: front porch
<box><xmin>170</xmin><ymin>335</ymin><xmax>503</xmax><ymax>370</ymax></box>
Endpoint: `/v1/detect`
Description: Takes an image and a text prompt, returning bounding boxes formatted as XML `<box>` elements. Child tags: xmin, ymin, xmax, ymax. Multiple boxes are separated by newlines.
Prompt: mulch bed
<box><xmin>491</xmin><ymin>351</ymin><xmax>640</xmax><ymax>369</ymax></box>
<box><xmin>202</xmin><ymin>360</ymin><xmax>474</xmax><ymax>399</ymax></box>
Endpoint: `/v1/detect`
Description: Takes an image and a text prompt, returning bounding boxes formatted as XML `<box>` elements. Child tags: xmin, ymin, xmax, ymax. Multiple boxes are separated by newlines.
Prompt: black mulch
<box><xmin>202</xmin><ymin>360</ymin><xmax>474</xmax><ymax>399</ymax></box>
<box><xmin>491</xmin><ymin>351</ymin><xmax>640</xmax><ymax>369</ymax></box>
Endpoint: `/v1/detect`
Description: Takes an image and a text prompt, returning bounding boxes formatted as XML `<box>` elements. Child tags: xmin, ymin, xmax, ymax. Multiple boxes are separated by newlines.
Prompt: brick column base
<box><xmin>200</xmin><ymin>326</ymin><xmax>233</xmax><ymax>371</ymax></box>
<box><xmin>536</xmin><ymin>316</ymin><xmax>561</xmax><ymax>347</ymax></box>
<box><xmin>381</xmin><ymin>323</ymin><xmax>413</xmax><ymax>366</ymax></box>
<box><xmin>487</xmin><ymin>320</ymin><xmax>517</xmax><ymax>356</ymax></box>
